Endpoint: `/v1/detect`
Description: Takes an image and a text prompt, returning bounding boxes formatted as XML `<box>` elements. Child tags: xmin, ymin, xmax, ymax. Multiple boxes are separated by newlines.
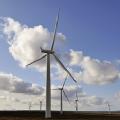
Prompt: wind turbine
<box><xmin>40</xmin><ymin>101</ymin><xmax>42</xmax><ymax>111</ymax></box>
<box><xmin>28</xmin><ymin>102</ymin><xmax>32</xmax><ymax>110</ymax></box>
<box><xmin>26</xmin><ymin>9</ymin><xmax>77</xmax><ymax>118</ymax></box>
<box><xmin>75</xmin><ymin>91</ymin><xmax>79</xmax><ymax>112</ymax></box>
<box><xmin>52</xmin><ymin>75</ymin><xmax>70</xmax><ymax>114</ymax></box>
<box><xmin>106</xmin><ymin>102</ymin><xmax>111</xmax><ymax>114</ymax></box>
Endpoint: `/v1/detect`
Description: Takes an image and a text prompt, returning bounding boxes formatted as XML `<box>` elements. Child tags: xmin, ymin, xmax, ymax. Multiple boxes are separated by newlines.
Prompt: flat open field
<box><xmin>0</xmin><ymin>111</ymin><xmax>120</xmax><ymax>120</ymax></box>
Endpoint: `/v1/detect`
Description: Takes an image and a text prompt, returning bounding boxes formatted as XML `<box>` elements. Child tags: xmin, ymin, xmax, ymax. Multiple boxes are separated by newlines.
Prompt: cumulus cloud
<box><xmin>83</xmin><ymin>58</ymin><xmax>119</xmax><ymax>84</ymax></box>
<box><xmin>81</xmin><ymin>58</ymin><xmax>119</xmax><ymax>85</ymax></box>
<box><xmin>1</xmin><ymin>17</ymin><xmax>120</xmax><ymax>110</ymax></box>
<box><xmin>0</xmin><ymin>72</ymin><xmax>107</xmax><ymax>110</ymax></box>
<box><xmin>0</xmin><ymin>72</ymin><xmax>44</xmax><ymax>95</ymax></box>
<box><xmin>114</xmin><ymin>91</ymin><xmax>120</xmax><ymax>101</ymax></box>
<box><xmin>0</xmin><ymin>95</ymin><xmax>20</xmax><ymax>102</ymax></box>
<box><xmin>80</xmin><ymin>96</ymin><xmax>106</xmax><ymax>106</ymax></box>
<box><xmin>60</xmin><ymin>49</ymin><xmax>120</xmax><ymax>85</ymax></box>
<box><xmin>1</xmin><ymin>17</ymin><xmax>66</xmax><ymax>71</ymax></box>
<box><xmin>1</xmin><ymin>17</ymin><xmax>120</xmax><ymax>85</ymax></box>
<box><xmin>50</xmin><ymin>49</ymin><xmax>120</xmax><ymax>85</ymax></box>
<box><xmin>67</xmin><ymin>49</ymin><xmax>84</xmax><ymax>66</ymax></box>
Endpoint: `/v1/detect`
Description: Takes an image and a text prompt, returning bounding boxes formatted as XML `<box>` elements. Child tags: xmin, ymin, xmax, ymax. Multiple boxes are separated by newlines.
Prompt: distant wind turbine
<box><xmin>106</xmin><ymin>102</ymin><xmax>111</xmax><ymax>114</ymax></box>
<box><xmin>26</xmin><ymin>9</ymin><xmax>77</xmax><ymax>118</ymax></box>
<box><xmin>75</xmin><ymin>91</ymin><xmax>79</xmax><ymax>112</ymax></box>
<box><xmin>40</xmin><ymin>101</ymin><xmax>42</xmax><ymax>111</ymax></box>
<box><xmin>52</xmin><ymin>74</ymin><xmax>70</xmax><ymax>114</ymax></box>
<box><xmin>28</xmin><ymin>102</ymin><xmax>32</xmax><ymax>110</ymax></box>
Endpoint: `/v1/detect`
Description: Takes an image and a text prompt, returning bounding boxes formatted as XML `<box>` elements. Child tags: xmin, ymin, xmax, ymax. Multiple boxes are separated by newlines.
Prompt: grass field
<box><xmin>0</xmin><ymin>111</ymin><xmax>120</xmax><ymax>120</ymax></box>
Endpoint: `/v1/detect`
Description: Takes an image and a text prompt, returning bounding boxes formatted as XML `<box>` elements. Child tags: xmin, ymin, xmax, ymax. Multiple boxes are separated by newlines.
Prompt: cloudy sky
<box><xmin>0</xmin><ymin>0</ymin><xmax>120</xmax><ymax>111</ymax></box>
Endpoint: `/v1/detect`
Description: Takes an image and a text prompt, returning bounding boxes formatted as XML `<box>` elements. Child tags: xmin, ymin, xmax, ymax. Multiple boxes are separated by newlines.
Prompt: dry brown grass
<box><xmin>0</xmin><ymin>111</ymin><xmax>120</xmax><ymax>120</ymax></box>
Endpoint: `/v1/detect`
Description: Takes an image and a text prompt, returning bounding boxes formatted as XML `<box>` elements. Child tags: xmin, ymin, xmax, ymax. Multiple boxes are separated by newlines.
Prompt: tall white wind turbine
<box><xmin>26</xmin><ymin>9</ymin><xmax>77</xmax><ymax>118</ymax></box>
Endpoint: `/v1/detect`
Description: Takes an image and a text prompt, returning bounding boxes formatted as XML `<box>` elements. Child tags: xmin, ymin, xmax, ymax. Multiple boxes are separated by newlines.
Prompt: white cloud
<box><xmin>1</xmin><ymin>17</ymin><xmax>120</xmax><ymax>86</ymax></box>
<box><xmin>61</xmin><ymin>50</ymin><xmax>120</xmax><ymax>85</ymax></box>
<box><xmin>68</xmin><ymin>49</ymin><xmax>84</xmax><ymax>66</ymax></box>
<box><xmin>50</xmin><ymin>49</ymin><xmax>120</xmax><ymax>85</ymax></box>
<box><xmin>81</xmin><ymin>57</ymin><xmax>119</xmax><ymax>85</ymax></box>
<box><xmin>1</xmin><ymin>17</ymin><xmax>66</xmax><ymax>72</ymax></box>
<box><xmin>1</xmin><ymin>17</ymin><xmax>120</xmax><ymax>111</ymax></box>
<box><xmin>114</xmin><ymin>91</ymin><xmax>120</xmax><ymax>101</ymax></box>
<box><xmin>76</xmin><ymin>95</ymin><xmax>107</xmax><ymax>111</ymax></box>
<box><xmin>0</xmin><ymin>72</ymin><xmax>44</xmax><ymax>95</ymax></box>
<box><xmin>0</xmin><ymin>95</ymin><xmax>20</xmax><ymax>103</ymax></box>
<box><xmin>0</xmin><ymin>72</ymin><xmax>108</xmax><ymax>111</ymax></box>
<box><xmin>82</xmin><ymin>96</ymin><xmax>106</xmax><ymax>106</ymax></box>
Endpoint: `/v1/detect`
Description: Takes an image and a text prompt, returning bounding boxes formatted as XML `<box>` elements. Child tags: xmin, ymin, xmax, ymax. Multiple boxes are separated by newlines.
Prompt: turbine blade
<box><xmin>63</xmin><ymin>90</ymin><xmax>70</xmax><ymax>104</ymax></box>
<box><xmin>51</xmin><ymin>88</ymin><xmax>59</xmax><ymax>90</ymax></box>
<box><xmin>53</xmin><ymin>54</ymin><xmax>77</xmax><ymax>83</ymax></box>
<box><xmin>51</xmin><ymin>8</ymin><xmax>60</xmax><ymax>51</ymax></box>
<box><xmin>62</xmin><ymin>74</ymin><xmax>68</xmax><ymax>89</ymax></box>
<box><xmin>26</xmin><ymin>54</ymin><xmax>47</xmax><ymax>66</ymax></box>
<box><xmin>40</xmin><ymin>47</ymin><xmax>43</xmax><ymax>51</ymax></box>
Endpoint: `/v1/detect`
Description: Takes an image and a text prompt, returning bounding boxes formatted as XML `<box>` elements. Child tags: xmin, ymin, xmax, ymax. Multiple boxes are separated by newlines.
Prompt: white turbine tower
<box><xmin>26</xmin><ymin>9</ymin><xmax>77</xmax><ymax>118</ymax></box>
<box><xmin>52</xmin><ymin>75</ymin><xmax>70</xmax><ymax>114</ymax></box>
<box><xmin>75</xmin><ymin>91</ymin><xmax>79</xmax><ymax>112</ymax></box>
<box><xmin>40</xmin><ymin>101</ymin><xmax>42</xmax><ymax>111</ymax></box>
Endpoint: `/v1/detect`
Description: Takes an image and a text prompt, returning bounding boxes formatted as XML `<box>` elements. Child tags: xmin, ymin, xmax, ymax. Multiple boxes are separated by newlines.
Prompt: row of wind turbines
<box><xmin>26</xmin><ymin>9</ymin><xmax>78</xmax><ymax>118</ymax></box>
<box><xmin>27</xmin><ymin>90</ymin><xmax>111</xmax><ymax>114</ymax></box>
<box><xmin>28</xmin><ymin>88</ymin><xmax>79</xmax><ymax>112</ymax></box>
<box><xmin>28</xmin><ymin>101</ymin><xmax>42</xmax><ymax>111</ymax></box>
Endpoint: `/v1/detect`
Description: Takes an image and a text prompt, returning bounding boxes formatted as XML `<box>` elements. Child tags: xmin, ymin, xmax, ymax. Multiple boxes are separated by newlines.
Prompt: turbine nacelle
<box><xmin>41</xmin><ymin>48</ymin><xmax>54</xmax><ymax>54</ymax></box>
<box><xmin>75</xmin><ymin>99</ymin><xmax>79</xmax><ymax>102</ymax></box>
<box><xmin>59</xmin><ymin>88</ymin><xmax>63</xmax><ymax>90</ymax></box>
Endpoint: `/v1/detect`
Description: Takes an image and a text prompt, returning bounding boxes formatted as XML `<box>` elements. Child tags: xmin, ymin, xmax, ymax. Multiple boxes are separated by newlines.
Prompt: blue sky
<box><xmin>1</xmin><ymin>0</ymin><xmax>120</xmax><ymax>60</ymax></box>
<box><xmin>0</xmin><ymin>0</ymin><xmax>120</xmax><ymax>110</ymax></box>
